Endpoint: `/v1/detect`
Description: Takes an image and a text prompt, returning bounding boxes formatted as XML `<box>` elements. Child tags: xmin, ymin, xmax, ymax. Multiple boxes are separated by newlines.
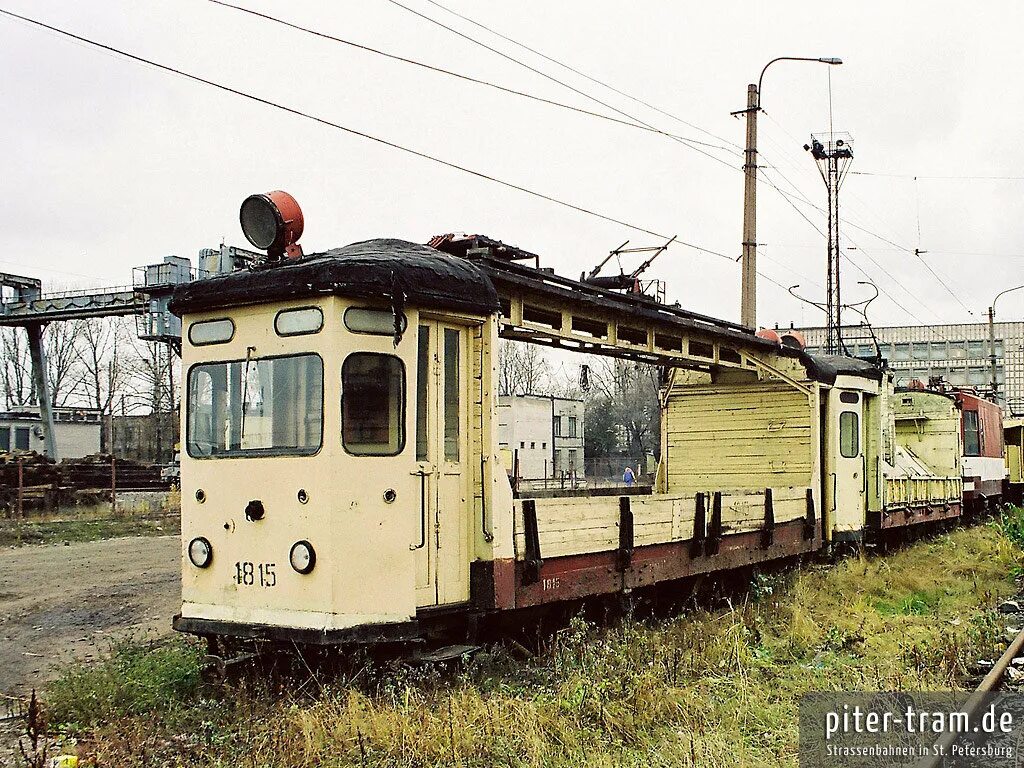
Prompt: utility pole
<box><xmin>735</xmin><ymin>56</ymin><xmax>842</xmax><ymax>329</ymax></box>
<box><xmin>989</xmin><ymin>284</ymin><xmax>1024</xmax><ymax>403</ymax></box>
<box><xmin>740</xmin><ymin>83</ymin><xmax>758</xmax><ymax>328</ymax></box>
<box><xmin>807</xmin><ymin>133</ymin><xmax>854</xmax><ymax>355</ymax></box>
<box><xmin>990</xmin><ymin>305</ymin><xmax>998</xmax><ymax>400</ymax></box>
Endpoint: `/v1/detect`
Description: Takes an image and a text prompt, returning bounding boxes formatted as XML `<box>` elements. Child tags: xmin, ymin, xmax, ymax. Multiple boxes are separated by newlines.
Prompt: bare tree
<box><xmin>585</xmin><ymin>358</ymin><xmax>661</xmax><ymax>460</ymax></box>
<box><xmin>74</xmin><ymin>317</ymin><xmax>135</xmax><ymax>431</ymax></box>
<box><xmin>45</xmin><ymin>321</ymin><xmax>86</xmax><ymax>406</ymax></box>
<box><xmin>0</xmin><ymin>327</ymin><xmax>34</xmax><ymax>408</ymax></box>
<box><xmin>497</xmin><ymin>340</ymin><xmax>551</xmax><ymax>396</ymax></box>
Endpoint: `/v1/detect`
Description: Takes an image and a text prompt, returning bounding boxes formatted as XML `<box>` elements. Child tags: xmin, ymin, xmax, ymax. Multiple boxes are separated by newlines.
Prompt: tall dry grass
<box><xmin>60</xmin><ymin>513</ymin><xmax>1024</xmax><ymax>768</ymax></box>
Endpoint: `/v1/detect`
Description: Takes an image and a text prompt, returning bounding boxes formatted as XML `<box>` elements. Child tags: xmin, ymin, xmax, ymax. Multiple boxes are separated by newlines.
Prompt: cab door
<box><xmin>826</xmin><ymin>389</ymin><xmax>866</xmax><ymax>538</ymax></box>
<box><xmin>413</xmin><ymin>321</ymin><xmax>471</xmax><ymax>607</ymax></box>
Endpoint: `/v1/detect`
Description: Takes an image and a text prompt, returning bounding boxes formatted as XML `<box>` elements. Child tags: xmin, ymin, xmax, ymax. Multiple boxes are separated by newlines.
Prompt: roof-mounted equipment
<box><xmin>239</xmin><ymin>190</ymin><xmax>304</xmax><ymax>260</ymax></box>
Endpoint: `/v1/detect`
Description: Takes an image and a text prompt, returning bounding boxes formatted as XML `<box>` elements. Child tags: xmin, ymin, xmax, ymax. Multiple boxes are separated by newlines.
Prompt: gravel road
<box><xmin>0</xmin><ymin>535</ymin><xmax>180</xmax><ymax>698</ymax></box>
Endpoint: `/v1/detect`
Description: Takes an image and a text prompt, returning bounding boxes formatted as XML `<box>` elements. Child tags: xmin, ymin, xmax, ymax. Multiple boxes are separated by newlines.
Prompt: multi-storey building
<box><xmin>497</xmin><ymin>394</ymin><xmax>585</xmax><ymax>479</ymax></box>
<box><xmin>796</xmin><ymin>321</ymin><xmax>1024</xmax><ymax>413</ymax></box>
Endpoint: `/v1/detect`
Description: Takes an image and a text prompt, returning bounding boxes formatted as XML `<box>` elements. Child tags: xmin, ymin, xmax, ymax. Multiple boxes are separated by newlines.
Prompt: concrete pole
<box><xmin>740</xmin><ymin>83</ymin><xmax>759</xmax><ymax>329</ymax></box>
<box><xmin>989</xmin><ymin>304</ymin><xmax>998</xmax><ymax>400</ymax></box>
<box><xmin>25</xmin><ymin>322</ymin><xmax>57</xmax><ymax>460</ymax></box>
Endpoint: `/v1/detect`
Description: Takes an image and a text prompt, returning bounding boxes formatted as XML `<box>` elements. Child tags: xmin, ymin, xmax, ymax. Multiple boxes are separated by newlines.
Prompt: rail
<box><xmin>916</xmin><ymin>624</ymin><xmax>1024</xmax><ymax>768</ymax></box>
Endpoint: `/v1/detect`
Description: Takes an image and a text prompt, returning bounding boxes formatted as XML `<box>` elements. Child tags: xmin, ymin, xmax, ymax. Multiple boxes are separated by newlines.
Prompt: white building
<box><xmin>498</xmin><ymin>395</ymin><xmax>585</xmax><ymax>479</ymax></box>
<box><xmin>796</xmin><ymin>321</ymin><xmax>1024</xmax><ymax>413</ymax></box>
<box><xmin>0</xmin><ymin>406</ymin><xmax>103</xmax><ymax>459</ymax></box>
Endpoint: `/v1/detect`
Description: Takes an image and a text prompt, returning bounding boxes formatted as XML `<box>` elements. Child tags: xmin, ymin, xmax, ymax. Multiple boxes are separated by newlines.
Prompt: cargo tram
<box><xmin>170</xmin><ymin>193</ymin><xmax>966</xmax><ymax>651</ymax></box>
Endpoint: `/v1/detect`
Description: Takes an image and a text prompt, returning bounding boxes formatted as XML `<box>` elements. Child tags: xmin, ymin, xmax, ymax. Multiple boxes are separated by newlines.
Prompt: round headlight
<box><xmin>239</xmin><ymin>190</ymin><xmax>304</xmax><ymax>257</ymax></box>
<box><xmin>289</xmin><ymin>540</ymin><xmax>316</xmax><ymax>574</ymax></box>
<box><xmin>188</xmin><ymin>537</ymin><xmax>213</xmax><ymax>568</ymax></box>
<box><xmin>239</xmin><ymin>194</ymin><xmax>280</xmax><ymax>250</ymax></box>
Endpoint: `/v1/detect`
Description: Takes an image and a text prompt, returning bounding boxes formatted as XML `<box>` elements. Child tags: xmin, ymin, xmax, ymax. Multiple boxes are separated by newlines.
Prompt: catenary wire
<box><xmin>755</xmin><ymin>160</ymin><xmax>944</xmax><ymax>316</ymax></box>
<box><xmin>756</xmin><ymin>168</ymin><xmax>931</xmax><ymax>325</ymax></box>
<box><xmin>852</xmin><ymin>171</ymin><xmax>1024</xmax><ymax>180</ymax></box>
<box><xmin>0</xmin><ymin>7</ymin><xmax>805</xmax><ymax>297</ymax></box>
<box><xmin>395</xmin><ymin>0</ymin><xmax>987</xmax><ymax>323</ymax></box>
<box><xmin>753</xmin><ymin>129</ymin><xmax>976</xmax><ymax>315</ymax></box>
<box><xmin>395</xmin><ymin>1</ymin><xmax>976</xmax><ymax>321</ymax></box>
<box><xmin>380</xmin><ymin>0</ymin><xmax>745</xmax><ymax>174</ymax></box>
<box><xmin>417</xmin><ymin>0</ymin><xmax>744</xmax><ymax>152</ymax></box>
<box><xmin>206</xmin><ymin>0</ymin><xmax>739</xmax><ymax>153</ymax></box>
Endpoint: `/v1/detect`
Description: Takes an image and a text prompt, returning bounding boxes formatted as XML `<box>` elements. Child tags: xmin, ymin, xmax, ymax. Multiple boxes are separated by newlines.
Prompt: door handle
<box><xmin>410</xmin><ymin>472</ymin><xmax>427</xmax><ymax>551</ymax></box>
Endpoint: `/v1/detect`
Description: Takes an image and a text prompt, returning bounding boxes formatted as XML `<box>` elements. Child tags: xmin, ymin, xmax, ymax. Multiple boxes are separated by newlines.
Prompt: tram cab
<box><xmin>170</xmin><ymin>233</ymin><xmax>506</xmax><ymax>644</ymax></box>
<box><xmin>809</xmin><ymin>355</ymin><xmax>886</xmax><ymax>545</ymax></box>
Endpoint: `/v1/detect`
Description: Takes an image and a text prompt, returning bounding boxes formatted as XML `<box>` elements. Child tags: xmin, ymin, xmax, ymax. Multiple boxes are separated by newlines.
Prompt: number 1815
<box><xmin>234</xmin><ymin>561</ymin><xmax>276</xmax><ymax>587</ymax></box>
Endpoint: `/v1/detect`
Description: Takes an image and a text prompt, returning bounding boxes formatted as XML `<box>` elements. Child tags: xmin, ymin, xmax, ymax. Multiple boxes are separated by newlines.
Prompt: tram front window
<box><xmin>342</xmin><ymin>353</ymin><xmax>405</xmax><ymax>456</ymax></box>
<box><xmin>187</xmin><ymin>353</ymin><xmax>324</xmax><ymax>457</ymax></box>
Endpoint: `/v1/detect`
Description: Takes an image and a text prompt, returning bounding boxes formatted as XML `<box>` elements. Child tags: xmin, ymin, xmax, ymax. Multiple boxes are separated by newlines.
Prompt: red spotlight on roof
<box><xmin>780</xmin><ymin>330</ymin><xmax>806</xmax><ymax>350</ymax></box>
<box><xmin>239</xmin><ymin>190</ymin><xmax>304</xmax><ymax>260</ymax></box>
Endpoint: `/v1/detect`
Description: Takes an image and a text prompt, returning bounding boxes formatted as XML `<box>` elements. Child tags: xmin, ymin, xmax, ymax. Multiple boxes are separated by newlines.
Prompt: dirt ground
<box><xmin>0</xmin><ymin>535</ymin><xmax>180</xmax><ymax>699</ymax></box>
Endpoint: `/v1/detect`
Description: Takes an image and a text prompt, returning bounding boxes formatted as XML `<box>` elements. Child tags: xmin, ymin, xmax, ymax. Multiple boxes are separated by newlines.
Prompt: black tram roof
<box><xmin>169</xmin><ymin>238</ymin><xmax>500</xmax><ymax>317</ymax></box>
<box><xmin>800</xmin><ymin>351</ymin><xmax>885</xmax><ymax>385</ymax></box>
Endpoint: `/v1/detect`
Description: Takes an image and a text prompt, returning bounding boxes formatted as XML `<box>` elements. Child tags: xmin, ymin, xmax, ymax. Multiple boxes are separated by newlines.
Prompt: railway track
<box><xmin>915</xmin><ymin>610</ymin><xmax>1024</xmax><ymax>768</ymax></box>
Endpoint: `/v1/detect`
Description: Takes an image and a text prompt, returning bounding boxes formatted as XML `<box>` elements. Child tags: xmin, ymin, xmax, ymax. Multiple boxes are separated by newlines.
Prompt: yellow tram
<box><xmin>170</xmin><ymin>193</ymin><xmax>963</xmax><ymax>649</ymax></box>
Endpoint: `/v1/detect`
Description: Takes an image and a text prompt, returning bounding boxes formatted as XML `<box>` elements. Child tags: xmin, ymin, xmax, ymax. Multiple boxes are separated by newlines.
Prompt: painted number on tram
<box><xmin>234</xmin><ymin>561</ymin><xmax>276</xmax><ymax>587</ymax></box>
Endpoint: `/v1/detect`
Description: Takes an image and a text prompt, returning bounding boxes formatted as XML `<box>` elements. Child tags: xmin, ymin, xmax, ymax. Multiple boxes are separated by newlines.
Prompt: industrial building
<box><xmin>497</xmin><ymin>394</ymin><xmax>585</xmax><ymax>479</ymax></box>
<box><xmin>797</xmin><ymin>321</ymin><xmax>1024</xmax><ymax>413</ymax></box>
<box><xmin>0</xmin><ymin>406</ymin><xmax>102</xmax><ymax>459</ymax></box>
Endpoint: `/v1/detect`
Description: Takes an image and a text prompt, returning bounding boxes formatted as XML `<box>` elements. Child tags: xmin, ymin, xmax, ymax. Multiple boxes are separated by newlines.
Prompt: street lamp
<box><xmin>736</xmin><ymin>56</ymin><xmax>842</xmax><ymax>329</ymax></box>
<box><xmin>989</xmin><ymin>284</ymin><xmax>1024</xmax><ymax>400</ymax></box>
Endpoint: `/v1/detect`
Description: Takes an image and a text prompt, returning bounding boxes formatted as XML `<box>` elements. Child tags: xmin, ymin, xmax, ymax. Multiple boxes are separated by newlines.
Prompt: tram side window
<box><xmin>416</xmin><ymin>326</ymin><xmax>429</xmax><ymax>461</ymax></box>
<box><xmin>0</xmin><ymin>427</ymin><xmax>9</xmax><ymax>452</ymax></box>
<box><xmin>443</xmin><ymin>328</ymin><xmax>460</xmax><ymax>462</ymax></box>
<box><xmin>839</xmin><ymin>411</ymin><xmax>859</xmax><ymax>458</ymax></box>
<box><xmin>187</xmin><ymin>354</ymin><xmax>324</xmax><ymax>458</ymax></box>
<box><xmin>963</xmin><ymin>410</ymin><xmax>981</xmax><ymax>456</ymax></box>
<box><xmin>342</xmin><ymin>353</ymin><xmax>405</xmax><ymax>456</ymax></box>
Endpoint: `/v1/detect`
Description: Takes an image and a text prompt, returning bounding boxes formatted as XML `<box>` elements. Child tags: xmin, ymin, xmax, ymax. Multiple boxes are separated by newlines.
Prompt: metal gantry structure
<box><xmin>807</xmin><ymin>132</ymin><xmax>854</xmax><ymax>355</ymax></box>
<box><xmin>0</xmin><ymin>245</ymin><xmax>259</xmax><ymax>459</ymax></box>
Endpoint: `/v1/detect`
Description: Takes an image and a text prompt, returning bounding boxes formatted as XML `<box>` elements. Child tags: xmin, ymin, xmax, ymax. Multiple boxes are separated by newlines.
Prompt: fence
<box><xmin>511</xmin><ymin>455</ymin><xmax>655</xmax><ymax>493</ymax></box>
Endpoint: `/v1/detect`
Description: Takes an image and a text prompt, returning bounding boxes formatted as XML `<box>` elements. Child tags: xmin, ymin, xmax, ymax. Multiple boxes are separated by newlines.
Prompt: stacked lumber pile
<box><xmin>61</xmin><ymin>454</ymin><xmax>167</xmax><ymax>491</ymax></box>
<box><xmin>0</xmin><ymin>452</ymin><xmax>60</xmax><ymax>511</ymax></box>
<box><xmin>0</xmin><ymin>452</ymin><xmax>169</xmax><ymax>513</ymax></box>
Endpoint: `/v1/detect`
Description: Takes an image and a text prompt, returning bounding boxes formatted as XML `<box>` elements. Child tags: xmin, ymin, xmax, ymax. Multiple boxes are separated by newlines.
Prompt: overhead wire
<box><xmin>751</xmin><ymin>128</ymin><xmax>963</xmax><ymax>332</ymax></box>
<box><xmin>394</xmin><ymin>0</ymin><xmax>983</xmax><ymax>325</ymax></box>
<box><xmin>417</xmin><ymin>0</ymin><xmax>744</xmax><ymax>152</ymax></box>
<box><xmin>379</xmin><ymin>0</ymin><xmax>986</xmax><ymax>320</ymax></box>
<box><xmin>754</xmin><ymin>122</ymin><xmax>977</xmax><ymax>315</ymax></box>
<box><xmin>206</xmin><ymin>0</ymin><xmax>739</xmax><ymax>153</ymax></box>
<box><xmin>3</xmin><ymin>6</ymin><xmax>968</xmax><ymax>318</ymax></box>
<box><xmin>753</xmin><ymin>147</ymin><xmax>941</xmax><ymax>313</ymax></box>
<box><xmin>756</xmin><ymin>167</ymin><xmax>928</xmax><ymax>324</ymax></box>
<box><xmin>0</xmin><ymin>6</ymin><xmax>798</xmax><ymax>295</ymax></box>
<box><xmin>852</xmin><ymin>171</ymin><xmax>1024</xmax><ymax>181</ymax></box>
<box><xmin>379</xmin><ymin>0</ymin><xmax>745</xmax><ymax>174</ymax></box>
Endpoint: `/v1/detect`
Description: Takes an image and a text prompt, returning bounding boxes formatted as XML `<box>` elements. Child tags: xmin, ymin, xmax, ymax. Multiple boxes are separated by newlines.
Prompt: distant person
<box><xmin>623</xmin><ymin>466</ymin><xmax>635</xmax><ymax>487</ymax></box>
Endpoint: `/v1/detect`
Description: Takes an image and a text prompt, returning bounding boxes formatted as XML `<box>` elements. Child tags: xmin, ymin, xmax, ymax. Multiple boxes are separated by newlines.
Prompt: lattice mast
<box><xmin>807</xmin><ymin>132</ymin><xmax>853</xmax><ymax>355</ymax></box>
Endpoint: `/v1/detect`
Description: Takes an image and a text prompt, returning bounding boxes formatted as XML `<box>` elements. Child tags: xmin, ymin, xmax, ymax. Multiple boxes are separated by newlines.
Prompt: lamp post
<box><xmin>736</xmin><ymin>56</ymin><xmax>842</xmax><ymax>329</ymax></box>
<box><xmin>989</xmin><ymin>284</ymin><xmax>1024</xmax><ymax>400</ymax></box>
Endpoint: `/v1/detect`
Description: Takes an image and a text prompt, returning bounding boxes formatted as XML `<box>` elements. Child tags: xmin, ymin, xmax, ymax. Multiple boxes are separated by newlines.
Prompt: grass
<box><xmin>39</xmin><ymin>509</ymin><xmax>1024</xmax><ymax>768</ymax></box>
<box><xmin>46</xmin><ymin>639</ymin><xmax>205</xmax><ymax>728</ymax></box>
<box><xmin>0</xmin><ymin>502</ymin><xmax>179</xmax><ymax>547</ymax></box>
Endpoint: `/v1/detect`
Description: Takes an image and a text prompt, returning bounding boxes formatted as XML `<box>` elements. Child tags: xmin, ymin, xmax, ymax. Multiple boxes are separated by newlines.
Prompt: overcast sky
<box><xmin>3</xmin><ymin>1</ymin><xmax>1024</xmax><ymax>330</ymax></box>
